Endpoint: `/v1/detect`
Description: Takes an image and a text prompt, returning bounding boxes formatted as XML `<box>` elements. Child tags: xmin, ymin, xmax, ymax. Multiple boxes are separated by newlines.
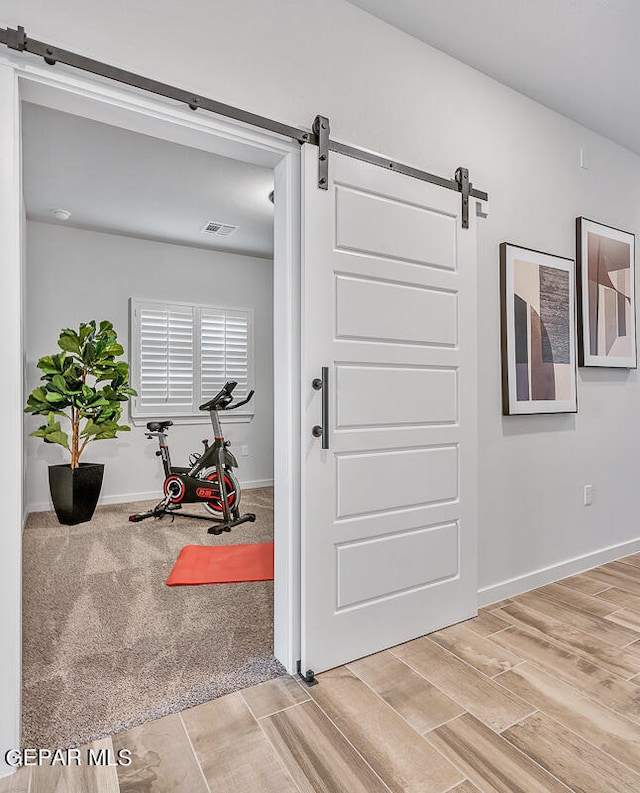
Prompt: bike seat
<box><xmin>146</xmin><ymin>420</ymin><xmax>174</xmax><ymax>431</ymax></box>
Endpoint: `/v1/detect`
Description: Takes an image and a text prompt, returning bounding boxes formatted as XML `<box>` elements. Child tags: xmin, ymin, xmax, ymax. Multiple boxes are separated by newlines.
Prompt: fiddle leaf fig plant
<box><xmin>25</xmin><ymin>320</ymin><xmax>137</xmax><ymax>468</ymax></box>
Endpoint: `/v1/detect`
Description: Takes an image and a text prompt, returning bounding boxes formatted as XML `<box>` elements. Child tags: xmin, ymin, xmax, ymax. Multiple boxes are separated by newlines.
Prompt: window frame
<box><xmin>129</xmin><ymin>297</ymin><xmax>255</xmax><ymax>423</ymax></box>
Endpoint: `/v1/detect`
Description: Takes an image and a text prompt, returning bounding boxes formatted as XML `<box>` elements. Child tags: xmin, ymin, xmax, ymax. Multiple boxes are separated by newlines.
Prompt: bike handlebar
<box><xmin>225</xmin><ymin>389</ymin><xmax>255</xmax><ymax>410</ymax></box>
<box><xmin>198</xmin><ymin>381</ymin><xmax>254</xmax><ymax>412</ymax></box>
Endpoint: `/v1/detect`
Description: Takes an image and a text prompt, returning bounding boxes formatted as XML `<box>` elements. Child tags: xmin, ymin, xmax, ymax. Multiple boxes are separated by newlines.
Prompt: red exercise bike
<box><xmin>129</xmin><ymin>381</ymin><xmax>256</xmax><ymax>535</ymax></box>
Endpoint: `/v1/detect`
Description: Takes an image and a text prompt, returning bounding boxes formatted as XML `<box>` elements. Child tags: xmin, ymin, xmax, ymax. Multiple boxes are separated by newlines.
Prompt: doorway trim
<box><xmin>0</xmin><ymin>51</ymin><xmax>301</xmax><ymax>774</ymax></box>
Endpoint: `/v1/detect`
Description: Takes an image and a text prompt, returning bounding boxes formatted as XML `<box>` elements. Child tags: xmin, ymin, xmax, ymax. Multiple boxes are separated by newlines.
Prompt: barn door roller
<box><xmin>313</xmin><ymin>116</ymin><xmax>330</xmax><ymax>190</ymax></box>
<box><xmin>455</xmin><ymin>167</ymin><xmax>471</xmax><ymax>229</ymax></box>
<box><xmin>1</xmin><ymin>25</ymin><xmax>488</xmax><ymax>219</ymax></box>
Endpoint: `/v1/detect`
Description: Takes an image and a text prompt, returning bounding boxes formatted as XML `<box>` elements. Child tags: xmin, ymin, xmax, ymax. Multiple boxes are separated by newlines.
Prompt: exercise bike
<box><xmin>129</xmin><ymin>381</ymin><xmax>256</xmax><ymax>535</ymax></box>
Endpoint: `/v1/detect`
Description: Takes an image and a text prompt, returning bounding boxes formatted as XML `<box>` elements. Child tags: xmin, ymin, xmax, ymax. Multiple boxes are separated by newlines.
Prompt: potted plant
<box><xmin>25</xmin><ymin>320</ymin><xmax>137</xmax><ymax>524</ymax></box>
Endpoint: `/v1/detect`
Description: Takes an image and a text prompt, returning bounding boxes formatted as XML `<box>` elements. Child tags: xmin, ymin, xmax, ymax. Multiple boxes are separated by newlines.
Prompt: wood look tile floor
<box><xmin>6</xmin><ymin>555</ymin><xmax>640</xmax><ymax>792</ymax></box>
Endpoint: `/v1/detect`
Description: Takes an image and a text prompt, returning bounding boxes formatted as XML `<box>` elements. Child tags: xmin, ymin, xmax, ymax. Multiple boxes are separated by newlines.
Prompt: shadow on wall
<box><xmin>502</xmin><ymin>413</ymin><xmax>576</xmax><ymax>436</ymax></box>
<box><xmin>578</xmin><ymin>368</ymin><xmax>635</xmax><ymax>385</ymax></box>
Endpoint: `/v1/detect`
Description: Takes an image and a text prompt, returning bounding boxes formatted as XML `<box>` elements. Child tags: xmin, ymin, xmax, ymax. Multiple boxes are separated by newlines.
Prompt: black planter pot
<box><xmin>48</xmin><ymin>463</ymin><xmax>105</xmax><ymax>525</ymax></box>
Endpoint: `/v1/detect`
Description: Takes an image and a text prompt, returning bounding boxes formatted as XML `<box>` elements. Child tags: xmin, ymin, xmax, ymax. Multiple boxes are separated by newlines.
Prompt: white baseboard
<box><xmin>242</xmin><ymin>478</ymin><xmax>274</xmax><ymax>489</ymax></box>
<box><xmin>26</xmin><ymin>479</ymin><xmax>274</xmax><ymax>514</ymax></box>
<box><xmin>478</xmin><ymin>536</ymin><xmax>640</xmax><ymax>607</ymax></box>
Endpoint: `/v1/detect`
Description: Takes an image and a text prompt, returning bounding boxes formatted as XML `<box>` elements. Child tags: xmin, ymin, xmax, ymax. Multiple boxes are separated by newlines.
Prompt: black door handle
<box><xmin>312</xmin><ymin>367</ymin><xmax>329</xmax><ymax>449</ymax></box>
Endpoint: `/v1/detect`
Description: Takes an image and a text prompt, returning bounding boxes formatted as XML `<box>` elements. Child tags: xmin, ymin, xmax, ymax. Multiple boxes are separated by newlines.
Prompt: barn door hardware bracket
<box><xmin>297</xmin><ymin>660</ymin><xmax>318</xmax><ymax>687</ymax></box>
<box><xmin>6</xmin><ymin>24</ymin><xmax>26</xmax><ymax>51</ymax></box>
<box><xmin>313</xmin><ymin>115</ymin><xmax>330</xmax><ymax>189</ymax></box>
<box><xmin>455</xmin><ymin>167</ymin><xmax>471</xmax><ymax>229</ymax></box>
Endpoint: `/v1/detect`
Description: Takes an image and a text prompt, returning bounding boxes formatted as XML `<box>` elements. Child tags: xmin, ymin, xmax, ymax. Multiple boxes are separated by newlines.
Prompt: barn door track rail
<box><xmin>1</xmin><ymin>25</ymin><xmax>488</xmax><ymax>227</ymax></box>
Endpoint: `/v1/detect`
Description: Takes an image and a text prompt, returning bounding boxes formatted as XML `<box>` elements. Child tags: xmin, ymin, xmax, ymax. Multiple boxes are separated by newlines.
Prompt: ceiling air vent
<box><xmin>201</xmin><ymin>221</ymin><xmax>238</xmax><ymax>237</ymax></box>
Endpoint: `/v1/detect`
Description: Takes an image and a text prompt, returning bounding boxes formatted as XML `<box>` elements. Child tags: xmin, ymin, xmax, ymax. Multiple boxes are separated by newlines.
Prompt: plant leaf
<box><xmin>30</xmin><ymin>420</ymin><xmax>69</xmax><ymax>449</ymax></box>
<box><xmin>36</xmin><ymin>355</ymin><xmax>60</xmax><ymax>375</ymax></box>
<box><xmin>58</xmin><ymin>335</ymin><xmax>80</xmax><ymax>354</ymax></box>
<box><xmin>84</xmin><ymin>342</ymin><xmax>96</xmax><ymax>364</ymax></box>
<box><xmin>51</xmin><ymin>374</ymin><xmax>67</xmax><ymax>393</ymax></box>
<box><xmin>44</xmin><ymin>430</ymin><xmax>70</xmax><ymax>447</ymax></box>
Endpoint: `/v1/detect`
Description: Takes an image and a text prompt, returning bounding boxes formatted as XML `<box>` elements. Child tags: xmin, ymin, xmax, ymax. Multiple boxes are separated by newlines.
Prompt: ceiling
<box><xmin>22</xmin><ymin>103</ymin><xmax>274</xmax><ymax>259</ymax></box>
<box><xmin>348</xmin><ymin>0</ymin><xmax>640</xmax><ymax>156</ymax></box>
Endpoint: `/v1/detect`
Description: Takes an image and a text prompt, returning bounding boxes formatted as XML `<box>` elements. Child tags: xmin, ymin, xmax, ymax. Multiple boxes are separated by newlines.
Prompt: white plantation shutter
<box><xmin>137</xmin><ymin>305</ymin><xmax>194</xmax><ymax>410</ymax></box>
<box><xmin>131</xmin><ymin>299</ymin><xmax>253</xmax><ymax>418</ymax></box>
<box><xmin>200</xmin><ymin>308</ymin><xmax>252</xmax><ymax>404</ymax></box>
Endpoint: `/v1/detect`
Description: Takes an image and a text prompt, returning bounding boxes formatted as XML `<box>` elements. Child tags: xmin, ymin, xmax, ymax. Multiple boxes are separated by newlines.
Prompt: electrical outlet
<box><xmin>584</xmin><ymin>485</ymin><xmax>594</xmax><ymax>506</ymax></box>
<box><xmin>238</xmin><ymin>444</ymin><xmax>249</xmax><ymax>457</ymax></box>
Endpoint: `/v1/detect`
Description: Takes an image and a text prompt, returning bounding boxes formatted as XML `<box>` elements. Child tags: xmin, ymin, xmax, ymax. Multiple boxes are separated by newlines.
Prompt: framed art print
<box><xmin>576</xmin><ymin>217</ymin><xmax>636</xmax><ymax>368</ymax></box>
<box><xmin>500</xmin><ymin>243</ymin><xmax>577</xmax><ymax>415</ymax></box>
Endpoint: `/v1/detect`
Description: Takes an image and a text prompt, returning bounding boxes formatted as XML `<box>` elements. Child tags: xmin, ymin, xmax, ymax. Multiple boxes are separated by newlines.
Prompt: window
<box><xmin>130</xmin><ymin>299</ymin><xmax>254</xmax><ymax>419</ymax></box>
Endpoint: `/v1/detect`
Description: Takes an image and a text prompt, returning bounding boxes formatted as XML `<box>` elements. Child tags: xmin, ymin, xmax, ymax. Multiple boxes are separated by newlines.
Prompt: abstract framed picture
<box><xmin>576</xmin><ymin>217</ymin><xmax>636</xmax><ymax>368</ymax></box>
<box><xmin>500</xmin><ymin>243</ymin><xmax>577</xmax><ymax>415</ymax></box>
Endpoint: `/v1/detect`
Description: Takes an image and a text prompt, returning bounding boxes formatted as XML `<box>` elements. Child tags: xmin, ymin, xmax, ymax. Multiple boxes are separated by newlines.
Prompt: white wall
<box><xmin>4</xmin><ymin>0</ymin><xmax>640</xmax><ymax>772</ymax></box>
<box><xmin>25</xmin><ymin>222</ymin><xmax>273</xmax><ymax>511</ymax></box>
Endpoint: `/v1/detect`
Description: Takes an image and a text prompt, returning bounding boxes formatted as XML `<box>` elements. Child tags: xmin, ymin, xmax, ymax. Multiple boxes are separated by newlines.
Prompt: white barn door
<box><xmin>301</xmin><ymin>145</ymin><xmax>478</xmax><ymax>674</ymax></box>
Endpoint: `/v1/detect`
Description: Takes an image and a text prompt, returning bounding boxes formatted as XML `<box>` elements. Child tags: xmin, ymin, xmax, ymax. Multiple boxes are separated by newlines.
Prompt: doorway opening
<box><xmin>17</xmin><ymin>69</ymin><xmax>300</xmax><ymax>749</ymax></box>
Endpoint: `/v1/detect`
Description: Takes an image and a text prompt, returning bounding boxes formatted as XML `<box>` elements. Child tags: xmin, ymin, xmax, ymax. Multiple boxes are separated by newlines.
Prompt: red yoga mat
<box><xmin>166</xmin><ymin>542</ymin><xmax>274</xmax><ymax>586</ymax></box>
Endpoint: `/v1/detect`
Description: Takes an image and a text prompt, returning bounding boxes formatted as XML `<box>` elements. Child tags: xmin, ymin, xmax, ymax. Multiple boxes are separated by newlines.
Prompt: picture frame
<box><xmin>576</xmin><ymin>217</ymin><xmax>636</xmax><ymax>368</ymax></box>
<box><xmin>500</xmin><ymin>242</ymin><xmax>577</xmax><ymax>415</ymax></box>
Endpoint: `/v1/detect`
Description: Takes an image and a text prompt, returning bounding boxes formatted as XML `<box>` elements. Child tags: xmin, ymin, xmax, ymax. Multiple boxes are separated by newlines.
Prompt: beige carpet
<box><xmin>22</xmin><ymin>486</ymin><xmax>284</xmax><ymax>749</ymax></box>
